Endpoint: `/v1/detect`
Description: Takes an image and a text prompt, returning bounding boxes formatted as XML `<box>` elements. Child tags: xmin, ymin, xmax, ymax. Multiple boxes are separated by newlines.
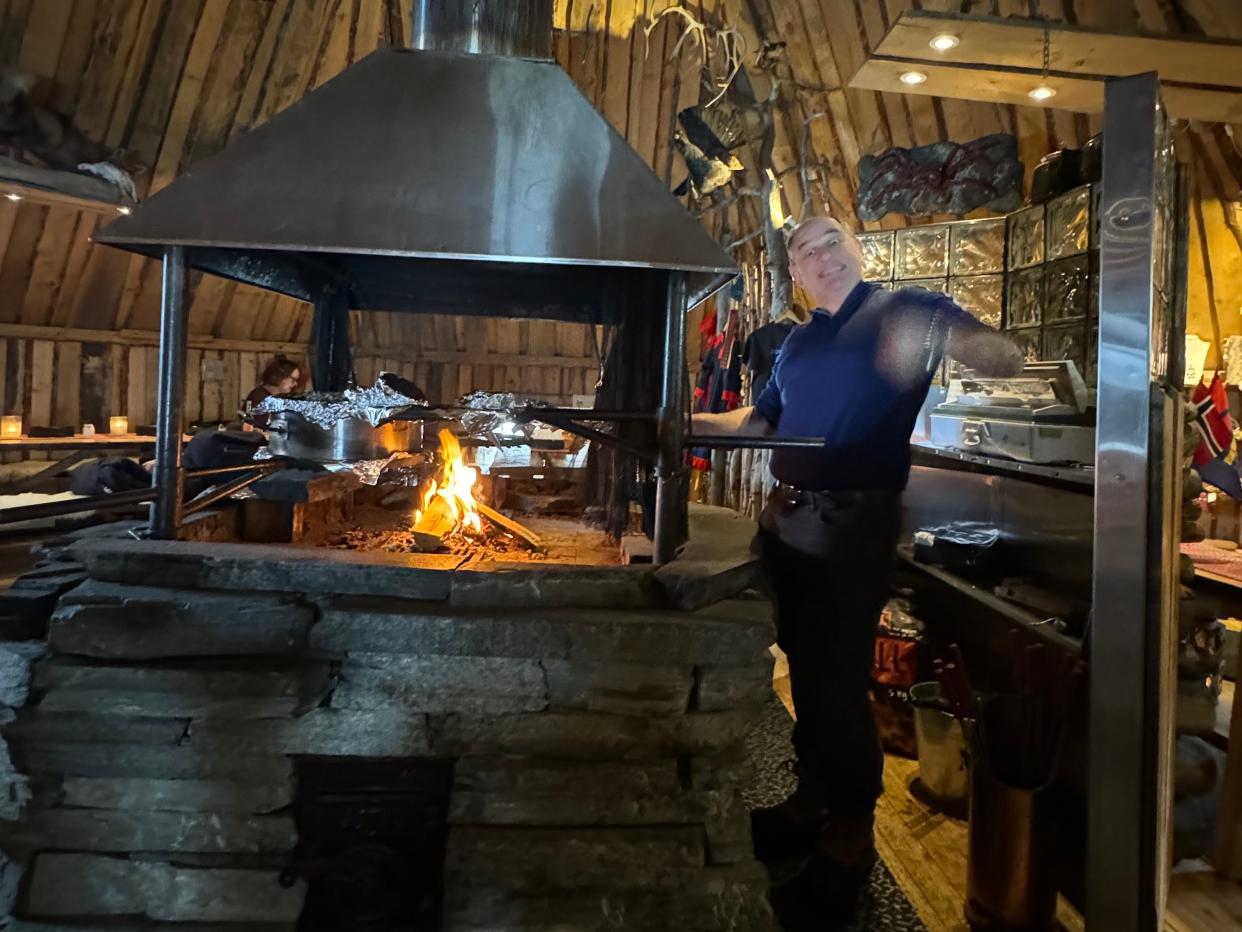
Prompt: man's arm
<box><xmin>691</xmin><ymin>406</ymin><xmax>773</xmax><ymax>437</ymax></box>
<box><xmin>946</xmin><ymin>325</ymin><xmax>1024</xmax><ymax>377</ymax></box>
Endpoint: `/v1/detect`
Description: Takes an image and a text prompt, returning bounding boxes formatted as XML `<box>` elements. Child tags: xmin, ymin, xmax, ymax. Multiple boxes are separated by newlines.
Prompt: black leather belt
<box><xmin>773</xmin><ymin>482</ymin><xmax>900</xmax><ymax>509</ymax></box>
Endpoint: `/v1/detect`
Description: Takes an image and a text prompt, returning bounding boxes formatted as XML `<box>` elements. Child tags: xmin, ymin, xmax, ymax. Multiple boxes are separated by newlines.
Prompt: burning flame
<box><xmin>415</xmin><ymin>429</ymin><xmax>482</xmax><ymax>534</ymax></box>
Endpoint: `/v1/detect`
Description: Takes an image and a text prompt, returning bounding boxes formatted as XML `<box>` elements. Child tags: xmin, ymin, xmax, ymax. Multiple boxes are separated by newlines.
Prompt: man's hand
<box><xmin>691</xmin><ymin>406</ymin><xmax>773</xmax><ymax>437</ymax></box>
<box><xmin>947</xmin><ymin>326</ymin><xmax>1024</xmax><ymax>377</ymax></box>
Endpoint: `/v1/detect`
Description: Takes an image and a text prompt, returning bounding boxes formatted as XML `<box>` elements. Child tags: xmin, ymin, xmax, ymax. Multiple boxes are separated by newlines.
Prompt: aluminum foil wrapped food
<box><xmin>324</xmin><ymin>452</ymin><xmax>429</xmax><ymax>486</ymax></box>
<box><xmin>251</xmin><ymin>375</ymin><xmax>427</xmax><ymax>428</ymax></box>
<box><xmin>456</xmin><ymin>392</ymin><xmax>549</xmax><ymax>438</ymax></box>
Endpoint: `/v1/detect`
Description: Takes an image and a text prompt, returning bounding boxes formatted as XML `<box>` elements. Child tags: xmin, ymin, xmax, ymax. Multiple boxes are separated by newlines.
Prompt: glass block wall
<box><xmin>858</xmin><ymin>184</ymin><xmax>1099</xmax><ymax>387</ymax></box>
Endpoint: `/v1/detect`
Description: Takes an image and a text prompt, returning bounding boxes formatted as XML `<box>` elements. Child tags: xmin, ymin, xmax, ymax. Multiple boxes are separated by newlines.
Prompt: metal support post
<box><xmin>1089</xmin><ymin>72</ymin><xmax>1180</xmax><ymax>931</ymax></box>
<box><xmin>312</xmin><ymin>289</ymin><xmax>353</xmax><ymax>392</ymax></box>
<box><xmin>654</xmin><ymin>272</ymin><xmax>688</xmax><ymax>564</ymax></box>
<box><xmin>149</xmin><ymin>246</ymin><xmax>189</xmax><ymax>539</ymax></box>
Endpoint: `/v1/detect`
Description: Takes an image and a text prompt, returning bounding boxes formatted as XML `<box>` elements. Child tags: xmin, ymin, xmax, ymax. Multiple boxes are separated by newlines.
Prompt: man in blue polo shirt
<box><xmin>693</xmin><ymin>216</ymin><xmax>1021</xmax><ymax>928</ymax></box>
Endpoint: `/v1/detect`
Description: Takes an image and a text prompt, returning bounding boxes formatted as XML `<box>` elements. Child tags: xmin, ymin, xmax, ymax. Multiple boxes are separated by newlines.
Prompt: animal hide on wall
<box><xmin>856</xmin><ymin>132</ymin><xmax>1023</xmax><ymax>221</ymax></box>
<box><xmin>0</xmin><ymin>68</ymin><xmax>138</xmax><ymax>200</ymax></box>
<box><xmin>0</xmin><ymin>69</ymin><xmax>110</xmax><ymax>169</ymax></box>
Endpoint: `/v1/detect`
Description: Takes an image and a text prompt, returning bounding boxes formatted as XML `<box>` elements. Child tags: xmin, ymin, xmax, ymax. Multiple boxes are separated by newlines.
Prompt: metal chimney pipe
<box><xmin>411</xmin><ymin>0</ymin><xmax>554</xmax><ymax>59</ymax></box>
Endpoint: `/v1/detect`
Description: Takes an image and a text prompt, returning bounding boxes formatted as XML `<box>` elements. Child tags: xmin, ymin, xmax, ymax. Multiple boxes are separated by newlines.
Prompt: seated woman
<box><xmin>243</xmin><ymin>356</ymin><xmax>302</xmax><ymax>428</ymax></box>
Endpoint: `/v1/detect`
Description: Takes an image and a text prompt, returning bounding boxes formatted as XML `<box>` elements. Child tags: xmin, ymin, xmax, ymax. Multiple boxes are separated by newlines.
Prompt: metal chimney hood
<box><xmin>96</xmin><ymin>46</ymin><xmax>737</xmax><ymax>318</ymax></box>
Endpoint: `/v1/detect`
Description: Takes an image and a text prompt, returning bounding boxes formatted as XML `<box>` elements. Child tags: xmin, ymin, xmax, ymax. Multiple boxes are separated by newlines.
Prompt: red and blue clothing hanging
<box><xmin>691</xmin><ymin>308</ymin><xmax>743</xmax><ymax>471</ymax></box>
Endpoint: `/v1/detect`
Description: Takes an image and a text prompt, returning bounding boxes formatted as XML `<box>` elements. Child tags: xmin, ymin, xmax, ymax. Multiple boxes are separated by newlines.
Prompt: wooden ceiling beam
<box><xmin>850</xmin><ymin>56</ymin><xmax>1242</xmax><ymax>124</ymax></box>
<box><xmin>875</xmin><ymin>9</ymin><xmax>1242</xmax><ymax>91</ymax></box>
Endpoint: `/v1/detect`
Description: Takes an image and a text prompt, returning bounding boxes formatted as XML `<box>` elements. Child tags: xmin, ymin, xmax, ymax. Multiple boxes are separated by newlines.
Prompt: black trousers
<box><xmin>756</xmin><ymin>489</ymin><xmax>902</xmax><ymax>818</ymax></box>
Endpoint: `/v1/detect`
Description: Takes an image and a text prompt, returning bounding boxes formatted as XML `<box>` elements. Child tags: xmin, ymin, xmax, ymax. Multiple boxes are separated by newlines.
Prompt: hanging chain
<box><xmin>1042</xmin><ymin>27</ymin><xmax>1051</xmax><ymax>79</ymax></box>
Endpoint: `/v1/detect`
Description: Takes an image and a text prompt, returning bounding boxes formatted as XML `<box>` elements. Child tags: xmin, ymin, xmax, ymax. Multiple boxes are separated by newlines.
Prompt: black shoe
<box><xmin>769</xmin><ymin>847</ymin><xmax>878</xmax><ymax>931</ymax></box>
<box><xmin>751</xmin><ymin>802</ymin><xmax>829</xmax><ymax>864</ymax></box>
<box><xmin>751</xmin><ymin>761</ymin><xmax>830</xmax><ymax>863</ymax></box>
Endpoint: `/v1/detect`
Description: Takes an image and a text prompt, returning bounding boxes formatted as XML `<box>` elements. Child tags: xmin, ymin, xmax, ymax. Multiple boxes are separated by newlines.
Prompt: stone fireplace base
<box><xmin>0</xmin><ymin>506</ymin><xmax>777</xmax><ymax>929</ymax></box>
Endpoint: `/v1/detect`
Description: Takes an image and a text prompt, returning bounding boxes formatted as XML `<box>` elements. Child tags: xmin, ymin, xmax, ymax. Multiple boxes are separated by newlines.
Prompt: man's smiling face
<box><xmin>788</xmin><ymin>217</ymin><xmax>864</xmax><ymax>312</ymax></box>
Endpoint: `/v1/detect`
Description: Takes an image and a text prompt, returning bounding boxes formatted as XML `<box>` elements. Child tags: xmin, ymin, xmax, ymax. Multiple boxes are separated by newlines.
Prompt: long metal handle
<box><xmin>182</xmin><ymin>466</ymin><xmax>281</xmax><ymax>518</ymax></box>
<box><xmin>184</xmin><ymin>460</ymin><xmax>286</xmax><ymax>480</ymax></box>
<box><xmin>0</xmin><ymin>487</ymin><xmax>157</xmax><ymax>526</ymax></box>
<box><xmin>682</xmin><ymin>434</ymin><xmax>825</xmax><ymax>450</ymax></box>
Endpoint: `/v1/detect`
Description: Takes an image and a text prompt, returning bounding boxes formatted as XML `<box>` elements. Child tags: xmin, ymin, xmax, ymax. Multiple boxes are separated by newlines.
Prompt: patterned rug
<box><xmin>743</xmin><ymin>698</ymin><xmax>928</xmax><ymax>932</ymax></box>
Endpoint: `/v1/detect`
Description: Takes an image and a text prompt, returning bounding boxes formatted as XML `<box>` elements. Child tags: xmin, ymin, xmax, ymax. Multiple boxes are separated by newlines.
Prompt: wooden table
<box><xmin>0</xmin><ymin>434</ymin><xmax>157</xmax><ymax>493</ymax></box>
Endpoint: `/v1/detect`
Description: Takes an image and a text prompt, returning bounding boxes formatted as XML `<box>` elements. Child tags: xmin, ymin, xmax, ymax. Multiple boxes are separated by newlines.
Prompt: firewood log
<box><xmin>412</xmin><ymin>495</ymin><xmax>457</xmax><ymax>552</ymax></box>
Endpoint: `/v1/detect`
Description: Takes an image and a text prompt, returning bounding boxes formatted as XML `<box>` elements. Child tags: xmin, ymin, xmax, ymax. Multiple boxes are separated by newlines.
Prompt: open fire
<box><xmin>400</xmin><ymin>428</ymin><xmax>545</xmax><ymax>556</ymax></box>
<box><xmin>413</xmin><ymin>429</ymin><xmax>483</xmax><ymax>539</ymax></box>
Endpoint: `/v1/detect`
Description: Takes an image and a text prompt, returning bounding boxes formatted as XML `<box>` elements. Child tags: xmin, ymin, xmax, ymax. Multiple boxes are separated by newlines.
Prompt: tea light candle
<box><xmin>1</xmin><ymin>415</ymin><xmax>20</xmax><ymax>438</ymax></box>
<box><xmin>109</xmin><ymin>416</ymin><xmax>129</xmax><ymax>435</ymax></box>
<box><xmin>81</xmin><ymin>423</ymin><xmax>96</xmax><ymax>437</ymax></box>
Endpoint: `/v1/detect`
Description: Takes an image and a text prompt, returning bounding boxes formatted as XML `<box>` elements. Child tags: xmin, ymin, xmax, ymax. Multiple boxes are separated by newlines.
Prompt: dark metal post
<box><xmin>149</xmin><ymin>246</ymin><xmax>189</xmax><ymax>539</ymax></box>
<box><xmin>312</xmin><ymin>290</ymin><xmax>353</xmax><ymax>392</ymax></box>
<box><xmin>654</xmin><ymin>272</ymin><xmax>688</xmax><ymax>564</ymax></box>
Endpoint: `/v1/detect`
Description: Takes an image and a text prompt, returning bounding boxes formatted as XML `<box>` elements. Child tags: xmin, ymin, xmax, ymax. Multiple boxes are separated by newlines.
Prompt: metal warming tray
<box><xmin>929</xmin><ymin>360</ymin><xmax>1095</xmax><ymax>464</ymax></box>
<box><xmin>266</xmin><ymin>411</ymin><xmax>423</xmax><ymax>462</ymax></box>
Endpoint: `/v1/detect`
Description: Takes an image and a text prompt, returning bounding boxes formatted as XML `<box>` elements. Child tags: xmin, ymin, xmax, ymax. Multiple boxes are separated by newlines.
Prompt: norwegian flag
<box><xmin>1191</xmin><ymin>375</ymin><xmax>1242</xmax><ymax>500</ymax></box>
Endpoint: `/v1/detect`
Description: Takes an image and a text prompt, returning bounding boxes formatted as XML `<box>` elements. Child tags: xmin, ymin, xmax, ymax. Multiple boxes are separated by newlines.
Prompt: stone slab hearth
<box><xmin>0</xmin><ymin>505</ymin><xmax>777</xmax><ymax>930</ymax></box>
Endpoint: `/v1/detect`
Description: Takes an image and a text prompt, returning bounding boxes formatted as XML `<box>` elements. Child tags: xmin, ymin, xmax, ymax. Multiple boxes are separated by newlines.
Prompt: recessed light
<box><xmin>929</xmin><ymin>34</ymin><xmax>960</xmax><ymax>52</ymax></box>
<box><xmin>4</xmin><ymin>193</ymin><xmax>21</xmax><ymax>202</ymax></box>
<box><xmin>1028</xmin><ymin>85</ymin><xmax>1057</xmax><ymax>101</ymax></box>
<box><xmin>900</xmin><ymin>71</ymin><xmax>928</xmax><ymax>86</ymax></box>
<box><xmin>116</xmin><ymin>205</ymin><xmax>132</xmax><ymax>215</ymax></box>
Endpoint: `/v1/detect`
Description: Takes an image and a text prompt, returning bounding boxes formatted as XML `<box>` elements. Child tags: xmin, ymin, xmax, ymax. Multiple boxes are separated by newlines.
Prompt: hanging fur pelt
<box><xmin>0</xmin><ymin>68</ymin><xmax>138</xmax><ymax>201</ymax></box>
<box><xmin>856</xmin><ymin>132</ymin><xmax>1023</xmax><ymax>221</ymax></box>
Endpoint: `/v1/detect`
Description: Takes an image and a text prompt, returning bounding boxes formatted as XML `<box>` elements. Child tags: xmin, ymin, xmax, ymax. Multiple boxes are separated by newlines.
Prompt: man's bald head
<box><xmin>787</xmin><ymin>216</ymin><xmax>853</xmax><ymax>250</ymax></box>
<box><xmin>786</xmin><ymin>216</ymin><xmax>864</xmax><ymax>313</ymax></box>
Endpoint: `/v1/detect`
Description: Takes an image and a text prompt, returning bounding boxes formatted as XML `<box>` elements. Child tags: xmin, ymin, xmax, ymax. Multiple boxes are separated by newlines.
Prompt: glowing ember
<box><xmin>414</xmin><ymin>429</ymin><xmax>482</xmax><ymax>535</ymax></box>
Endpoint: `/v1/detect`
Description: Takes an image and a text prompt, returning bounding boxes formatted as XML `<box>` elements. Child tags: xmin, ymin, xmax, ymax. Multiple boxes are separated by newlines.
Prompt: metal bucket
<box><xmin>266</xmin><ymin>411</ymin><xmax>422</xmax><ymax>462</ymax></box>
<box><xmin>910</xmin><ymin>681</ymin><xmax>969</xmax><ymax>806</ymax></box>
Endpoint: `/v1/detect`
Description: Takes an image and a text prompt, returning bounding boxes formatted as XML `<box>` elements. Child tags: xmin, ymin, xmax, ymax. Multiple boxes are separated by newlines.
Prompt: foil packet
<box><xmin>456</xmin><ymin>392</ymin><xmax>550</xmax><ymax>439</ymax></box>
<box><xmin>252</xmin><ymin>375</ymin><xmax>428</xmax><ymax>429</ymax></box>
<box><xmin>325</xmin><ymin>453</ymin><xmax>430</xmax><ymax>486</ymax></box>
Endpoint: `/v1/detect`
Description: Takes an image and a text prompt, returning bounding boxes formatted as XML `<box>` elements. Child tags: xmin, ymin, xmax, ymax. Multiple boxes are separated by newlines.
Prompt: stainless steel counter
<box><xmin>911</xmin><ymin>441</ymin><xmax>1094</xmax><ymax>487</ymax></box>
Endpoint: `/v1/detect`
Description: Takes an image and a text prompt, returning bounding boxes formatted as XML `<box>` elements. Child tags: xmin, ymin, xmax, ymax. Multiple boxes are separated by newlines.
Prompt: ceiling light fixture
<box><xmin>1028</xmin><ymin>27</ymin><xmax>1056</xmax><ymax>103</ymax></box>
<box><xmin>929</xmin><ymin>34</ymin><xmax>960</xmax><ymax>52</ymax></box>
<box><xmin>900</xmin><ymin>70</ymin><xmax>928</xmax><ymax>86</ymax></box>
<box><xmin>4</xmin><ymin>193</ymin><xmax>21</xmax><ymax>202</ymax></box>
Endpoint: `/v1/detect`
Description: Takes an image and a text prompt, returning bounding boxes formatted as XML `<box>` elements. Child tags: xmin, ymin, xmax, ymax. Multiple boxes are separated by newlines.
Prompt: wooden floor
<box><xmin>874</xmin><ymin>754</ymin><xmax>1083</xmax><ymax>932</ymax></box>
<box><xmin>1166</xmin><ymin>869</ymin><xmax>1242</xmax><ymax>931</ymax></box>
<box><xmin>874</xmin><ymin>754</ymin><xmax>1242</xmax><ymax>932</ymax></box>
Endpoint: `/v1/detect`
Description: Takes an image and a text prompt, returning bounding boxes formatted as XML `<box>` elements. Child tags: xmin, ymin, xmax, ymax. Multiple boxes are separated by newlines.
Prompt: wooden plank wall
<box><xmin>0</xmin><ymin>334</ymin><xmax>308</xmax><ymax>432</ymax></box>
<box><xmin>0</xmin><ymin>319</ymin><xmax>599</xmax><ymax>437</ymax></box>
<box><xmin>352</xmin><ymin>313</ymin><xmax>601</xmax><ymax>405</ymax></box>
